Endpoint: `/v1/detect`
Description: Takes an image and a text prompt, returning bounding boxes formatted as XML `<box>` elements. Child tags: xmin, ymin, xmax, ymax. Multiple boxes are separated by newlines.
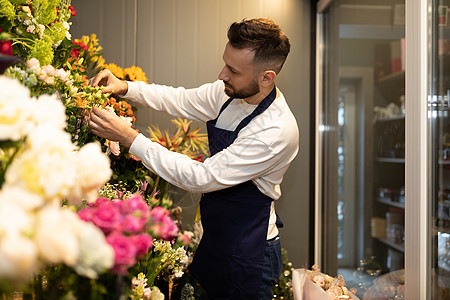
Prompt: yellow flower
<box><xmin>81</xmin><ymin>35</ymin><xmax>90</xmax><ymax>46</ymax></box>
<box><xmin>104</xmin><ymin>63</ymin><xmax>125</xmax><ymax>80</ymax></box>
<box><xmin>90</xmin><ymin>33</ymin><xmax>99</xmax><ymax>47</ymax></box>
<box><xmin>97</xmin><ymin>56</ymin><xmax>105</xmax><ymax>68</ymax></box>
<box><xmin>124</xmin><ymin>66</ymin><xmax>148</xmax><ymax>83</ymax></box>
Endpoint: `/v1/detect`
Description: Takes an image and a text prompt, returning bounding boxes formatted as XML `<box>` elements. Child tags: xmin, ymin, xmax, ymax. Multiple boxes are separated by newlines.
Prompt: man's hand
<box><xmin>89</xmin><ymin>69</ymin><xmax>129</xmax><ymax>95</ymax></box>
<box><xmin>88</xmin><ymin>107</ymin><xmax>139</xmax><ymax>148</ymax></box>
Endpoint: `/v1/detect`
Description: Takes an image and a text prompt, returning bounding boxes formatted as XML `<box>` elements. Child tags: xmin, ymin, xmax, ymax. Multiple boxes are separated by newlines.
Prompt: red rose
<box><xmin>69</xmin><ymin>6</ymin><xmax>77</xmax><ymax>16</ymax></box>
<box><xmin>0</xmin><ymin>27</ymin><xmax>12</xmax><ymax>56</ymax></box>
<box><xmin>70</xmin><ymin>41</ymin><xmax>88</xmax><ymax>57</ymax></box>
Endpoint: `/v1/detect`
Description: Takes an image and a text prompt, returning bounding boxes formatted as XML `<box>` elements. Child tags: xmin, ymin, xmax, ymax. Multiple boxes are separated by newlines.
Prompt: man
<box><xmin>88</xmin><ymin>18</ymin><xmax>299</xmax><ymax>299</ymax></box>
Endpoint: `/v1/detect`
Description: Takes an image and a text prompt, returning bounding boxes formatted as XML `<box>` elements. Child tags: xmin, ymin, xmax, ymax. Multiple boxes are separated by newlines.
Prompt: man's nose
<box><xmin>218</xmin><ymin>66</ymin><xmax>229</xmax><ymax>81</ymax></box>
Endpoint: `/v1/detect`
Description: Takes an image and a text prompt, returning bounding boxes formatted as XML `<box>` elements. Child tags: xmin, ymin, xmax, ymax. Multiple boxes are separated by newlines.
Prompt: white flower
<box><xmin>149</xmin><ymin>287</ymin><xmax>165</xmax><ymax>300</ymax></box>
<box><xmin>67</xmin><ymin>142</ymin><xmax>112</xmax><ymax>204</ymax></box>
<box><xmin>0</xmin><ymin>185</ymin><xmax>44</xmax><ymax>211</ymax></box>
<box><xmin>0</xmin><ymin>200</ymin><xmax>34</xmax><ymax>237</ymax></box>
<box><xmin>54</xmin><ymin>68</ymin><xmax>70</xmax><ymax>82</ymax></box>
<box><xmin>41</xmin><ymin>64</ymin><xmax>56</xmax><ymax>77</ymax></box>
<box><xmin>62</xmin><ymin>21</ymin><xmax>70</xmax><ymax>30</ymax></box>
<box><xmin>27</xmin><ymin>58</ymin><xmax>41</xmax><ymax>73</ymax></box>
<box><xmin>0</xmin><ymin>76</ymin><xmax>35</xmax><ymax>141</ymax></box>
<box><xmin>26</xmin><ymin>25</ymin><xmax>35</xmax><ymax>33</ymax></box>
<box><xmin>0</xmin><ymin>235</ymin><xmax>38</xmax><ymax>281</ymax></box>
<box><xmin>73</xmin><ymin>221</ymin><xmax>114</xmax><ymax>279</ymax></box>
<box><xmin>34</xmin><ymin>206</ymin><xmax>80</xmax><ymax>265</ymax></box>
<box><xmin>5</xmin><ymin>125</ymin><xmax>77</xmax><ymax>200</ymax></box>
<box><xmin>37</xmin><ymin>24</ymin><xmax>45</xmax><ymax>39</ymax></box>
<box><xmin>31</xmin><ymin>94</ymin><xmax>67</xmax><ymax>130</ymax></box>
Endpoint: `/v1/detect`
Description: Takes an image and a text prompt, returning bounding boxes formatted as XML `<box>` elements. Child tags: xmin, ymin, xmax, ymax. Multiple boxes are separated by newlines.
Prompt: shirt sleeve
<box><xmin>123</xmin><ymin>80</ymin><xmax>227</xmax><ymax>123</ymax></box>
<box><xmin>129</xmin><ymin>124</ymin><xmax>297</xmax><ymax>194</ymax></box>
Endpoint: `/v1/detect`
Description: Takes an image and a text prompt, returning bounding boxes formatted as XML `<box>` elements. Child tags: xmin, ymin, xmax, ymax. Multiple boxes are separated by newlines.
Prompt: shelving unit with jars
<box><xmin>370</xmin><ymin>47</ymin><xmax>406</xmax><ymax>273</ymax></box>
<box><xmin>431</xmin><ymin>49</ymin><xmax>450</xmax><ymax>294</ymax></box>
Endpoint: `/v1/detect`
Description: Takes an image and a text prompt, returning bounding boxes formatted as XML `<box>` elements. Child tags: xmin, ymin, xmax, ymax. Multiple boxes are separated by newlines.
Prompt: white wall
<box><xmin>71</xmin><ymin>0</ymin><xmax>311</xmax><ymax>268</ymax></box>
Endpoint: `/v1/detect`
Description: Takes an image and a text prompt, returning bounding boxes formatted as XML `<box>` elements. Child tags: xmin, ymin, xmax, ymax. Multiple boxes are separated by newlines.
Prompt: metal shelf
<box><xmin>374</xmin><ymin>237</ymin><xmax>405</xmax><ymax>253</ymax></box>
<box><xmin>376</xmin><ymin>157</ymin><xmax>405</xmax><ymax>163</ymax></box>
<box><xmin>377</xmin><ymin>198</ymin><xmax>405</xmax><ymax>209</ymax></box>
<box><xmin>339</xmin><ymin>24</ymin><xmax>405</xmax><ymax>40</ymax></box>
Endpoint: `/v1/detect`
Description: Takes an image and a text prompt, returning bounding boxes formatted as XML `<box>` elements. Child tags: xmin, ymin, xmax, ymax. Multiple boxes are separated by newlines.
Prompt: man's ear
<box><xmin>261</xmin><ymin>70</ymin><xmax>277</xmax><ymax>87</ymax></box>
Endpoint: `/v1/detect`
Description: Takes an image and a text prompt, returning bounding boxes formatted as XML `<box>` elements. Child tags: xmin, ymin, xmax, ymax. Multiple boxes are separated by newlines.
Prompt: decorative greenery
<box><xmin>0</xmin><ymin>0</ymin><xmax>76</xmax><ymax>67</ymax></box>
<box><xmin>273</xmin><ymin>248</ymin><xmax>294</xmax><ymax>299</ymax></box>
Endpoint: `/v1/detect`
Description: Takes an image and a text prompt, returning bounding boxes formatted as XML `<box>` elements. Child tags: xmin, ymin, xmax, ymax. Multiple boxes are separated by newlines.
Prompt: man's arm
<box><xmin>123</xmin><ymin>80</ymin><xmax>227</xmax><ymax>123</ymax></box>
<box><xmin>129</xmin><ymin>123</ymin><xmax>299</xmax><ymax>195</ymax></box>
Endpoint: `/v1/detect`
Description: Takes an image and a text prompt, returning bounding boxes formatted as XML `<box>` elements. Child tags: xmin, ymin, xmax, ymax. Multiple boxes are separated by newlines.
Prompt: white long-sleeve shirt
<box><xmin>125</xmin><ymin>80</ymin><xmax>299</xmax><ymax>239</ymax></box>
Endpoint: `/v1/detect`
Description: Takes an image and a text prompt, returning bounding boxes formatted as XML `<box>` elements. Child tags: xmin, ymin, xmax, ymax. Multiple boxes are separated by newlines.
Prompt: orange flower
<box><xmin>104</xmin><ymin>63</ymin><xmax>125</xmax><ymax>79</ymax></box>
<box><xmin>75</xmin><ymin>95</ymin><xmax>88</xmax><ymax>108</ymax></box>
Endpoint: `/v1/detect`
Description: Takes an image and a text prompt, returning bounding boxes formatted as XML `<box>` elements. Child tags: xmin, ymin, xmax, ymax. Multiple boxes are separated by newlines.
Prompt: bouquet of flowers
<box><xmin>71</xmin><ymin>33</ymin><xmax>105</xmax><ymax>77</ymax></box>
<box><xmin>0</xmin><ymin>0</ymin><xmax>76</xmax><ymax>67</ymax></box>
<box><xmin>0</xmin><ymin>75</ymin><xmax>114</xmax><ymax>296</ymax></box>
<box><xmin>292</xmin><ymin>265</ymin><xmax>358</xmax><ymax>300</ymax></box>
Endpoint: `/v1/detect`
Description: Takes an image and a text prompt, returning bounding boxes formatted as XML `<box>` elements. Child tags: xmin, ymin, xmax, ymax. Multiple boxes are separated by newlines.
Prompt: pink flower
<box><xmin>77</xmin><ymin>207</ymin><xmax>94</xmax><ymax>222</ymax></box>
<box><xmin>107</xmin><ymin>140</ymin><xmax>120</xmax><ymax>156</ymax></box>
<box><xmin>150</xmin><ymin>206</ymin><xmax>178</xmax><ymax>240</ymax></box>
<box><xmin>161</xmin><ymin>220</ymin><xmax>178</xmax><ymax>240</ymax></box>
<box><xmin>177</xmin><ymin>234</ymin><xmax>190</xmax><ymax>246</ymax></box>
<box><xmin>326</xmin><ymin>286</ymin><xmax>343</xmax><ymax>299</ymax></box>
<box><xmin>151</xmin><ymin>206</ymin><xmax>170</xmax><ymax>222</ymax></box>
<box><xmin>313</xmin><ymin>275</ymin><xmax>325</xmax><ymax>287</ymax></box>
<box><xmin>122</xmin><ymin>194</ymin><xmax>149</xmax><ymax>214</ymax></box>
<box><xmin>91</xmin><ymin>200</ymin><xmax>122</xmax><ymax>233</ymax></box>
<box><xmin>130</xmin><ymin>234</ymin><xmax>153</xmax><ymax>259</ymax></box>
<box><xmin>143</xmin><ymin>287</ymin><xmax>151</xmax><ymax>299</ymax></box>
<box><xmin>95</xmin><ymin>197</ymin><xmax>111</xmax><ymax>206</ymax></box>
<box><xmin>106</xmin><ymin>233</ymin><xmax>137</xmax><ymax>275</ymax></box>
<box><xmin>121</xmin><ymin>215</ymin><xmax>145</xmax><ymax>233</ymax></box>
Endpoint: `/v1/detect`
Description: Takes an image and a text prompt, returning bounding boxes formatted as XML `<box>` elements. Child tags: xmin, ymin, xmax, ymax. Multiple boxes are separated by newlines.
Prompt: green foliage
<box><xmin>28</xmin><ymin>265</ymin><xmax>130</xmax><ymax>300</ymax></box>
<box><xmin>273</xmin><ymin>248</ymin><xmax>294</xmax><ymax>299</ymax></box>
<box><xmin>29</xmin><ymin>35</ymin><xmax>53</xmax><ymax>65</ymax></box>
<box><xmin>0</xmin><ymin>0</ymin><xmax>74</xmax><ymax>66</ymax></box>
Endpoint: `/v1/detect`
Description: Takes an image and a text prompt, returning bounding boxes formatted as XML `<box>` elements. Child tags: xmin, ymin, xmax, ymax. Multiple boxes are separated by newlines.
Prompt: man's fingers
<box><xmin>89</xmin><ymin>69</ymin><xmax>109</xmax><ymax>87</ymax></box>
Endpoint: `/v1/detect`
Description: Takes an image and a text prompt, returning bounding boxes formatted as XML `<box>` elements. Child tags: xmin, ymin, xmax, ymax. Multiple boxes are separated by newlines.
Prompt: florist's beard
<box><xmin>224</xmin><ymin>79</ymin><xmax>260</xmax><ymax>99</ymax></box>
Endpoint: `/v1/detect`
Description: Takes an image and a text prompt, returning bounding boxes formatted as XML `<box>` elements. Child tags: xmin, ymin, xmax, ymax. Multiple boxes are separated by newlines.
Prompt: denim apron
<box><xmin>189</xmin><ymin>86</ymin><xmax>278</xmax><ymax>299</ymax></box>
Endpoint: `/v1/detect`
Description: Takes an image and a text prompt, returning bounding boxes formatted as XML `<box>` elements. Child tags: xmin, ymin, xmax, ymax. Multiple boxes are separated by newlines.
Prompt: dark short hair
<box><xmin>227</xmin><ymin>18</ymin><xmax>290</xmax><ymax>74</ymax></box>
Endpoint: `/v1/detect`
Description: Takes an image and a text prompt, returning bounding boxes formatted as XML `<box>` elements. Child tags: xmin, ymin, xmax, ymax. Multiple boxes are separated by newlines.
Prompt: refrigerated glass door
<box><xmin>430</xmin><ymin>1</ymin><xmax>450</xmax><ymax>298</ymax></box>
<box><xmin>316</xmin><ymin>1</ymin><xmax>406</xmax><ymax>298</ymax></box>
